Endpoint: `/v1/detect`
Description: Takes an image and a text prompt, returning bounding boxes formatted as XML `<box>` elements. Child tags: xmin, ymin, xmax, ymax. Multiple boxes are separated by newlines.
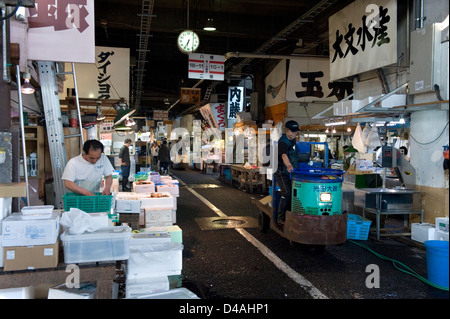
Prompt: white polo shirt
<box><xmin>62</xmin><ymin>153</ymin><xmax>114</xmax><ymax>193</ymax></box>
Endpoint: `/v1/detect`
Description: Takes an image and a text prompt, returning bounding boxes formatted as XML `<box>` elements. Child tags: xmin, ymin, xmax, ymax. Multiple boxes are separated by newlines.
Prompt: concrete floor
<box><xmin>167</xmin><ymin>167</ymin><xmax>448</xmax><ymax>302</ymax></box>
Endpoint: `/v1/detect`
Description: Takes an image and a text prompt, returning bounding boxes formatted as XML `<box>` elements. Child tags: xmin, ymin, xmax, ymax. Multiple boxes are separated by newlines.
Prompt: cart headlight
<box><xmin>320</xmin><ymin>192</ymin><xmax>332</xmax><ymax>202</ymax></box>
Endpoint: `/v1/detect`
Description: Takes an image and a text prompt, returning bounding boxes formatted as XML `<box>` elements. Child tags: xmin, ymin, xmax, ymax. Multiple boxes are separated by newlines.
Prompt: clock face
<box><xmin>177</xmin><ymin>30</ymin><xmax>200</xmax><ymax>53</ymax></box>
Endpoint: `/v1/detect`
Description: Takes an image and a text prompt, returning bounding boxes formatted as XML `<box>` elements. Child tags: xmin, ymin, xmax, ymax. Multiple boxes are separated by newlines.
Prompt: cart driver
<box><xmin>62</xmin><ymin>139</ymin><xmax>114</xmax><ymax>196</ymax></box>
<box><xmin>275</xmin><ymin>120</ymin><xmax>300</xmax><ymax>225</ymax></box>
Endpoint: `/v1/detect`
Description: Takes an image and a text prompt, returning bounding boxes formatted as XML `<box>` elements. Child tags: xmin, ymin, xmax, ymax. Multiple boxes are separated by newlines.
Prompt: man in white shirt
<box><xmin>62</xmin><ymin>139</ymin><xmax>114</xmax><ymax>196</ymax></box>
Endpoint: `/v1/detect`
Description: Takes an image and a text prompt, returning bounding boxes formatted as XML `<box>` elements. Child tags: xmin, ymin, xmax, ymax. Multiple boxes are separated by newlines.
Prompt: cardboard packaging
<box><xmin>3</xmin><ymin>240</ymin><xmax>59</xmax><ymax>271</ymax></box>
<box><xmin>1</xmin><ymin>212</ymin><xmax>60</xmax><ymax>247</ymax></box>
<box><xmin>144</xmin><ymin>208</ymin><xmax>173</xmax><ymax>227</ymax></box>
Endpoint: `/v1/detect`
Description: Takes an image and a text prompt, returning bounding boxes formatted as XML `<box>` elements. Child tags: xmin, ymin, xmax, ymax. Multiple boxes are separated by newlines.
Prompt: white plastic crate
<box><xmin>411</xmin><ymin>223</ymin><xmax>436</xmax><ymax>243</ymax></box>
<box><xmin>126</xmin><ymin>276</ymin><xmax>170</xmax><ymax>299</ymax></box>
<box><xmin>435</xmin><ymin>230</ymin><xmax>449</xmax><ymax>241</ymax></box>
<box><xmin>374</xmin><ymin>94</ymin><xmax>406</xmax><ymax>108</ymax></box>
<box><xmin>135</xmin><ymin>288</ymin><xmax>199</xmax><ymax>299</ymax></box>
<box><xmin>115</xmin><ymin>199</ymin><xmax>141</xmax><ymax>213</ymax></box>
<box><xmin>61</xmin><ymin>226</ymin><xmax>131</xmax><ymax>263</ymax></box>
<box><xmin>332</xmin><ymin>102</ymin><xmax>343</xmax><ymax>115</ymax></box>
<box><xmin>342</xmin><ymin>100</ymin><xmax>362</xmax><ymax>114</ymax></box>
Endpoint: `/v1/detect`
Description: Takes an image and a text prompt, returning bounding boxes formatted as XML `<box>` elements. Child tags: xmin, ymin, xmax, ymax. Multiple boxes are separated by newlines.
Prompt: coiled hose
<box><xmin>348</xmin><ymin>239</ymin><xmax>449</xmax><ymax>292</ymax></box>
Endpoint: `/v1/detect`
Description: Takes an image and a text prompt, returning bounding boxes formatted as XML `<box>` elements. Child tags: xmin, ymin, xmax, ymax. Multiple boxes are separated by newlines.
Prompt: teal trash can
<box><xmin>424</xmin><ymin>240</ymin><xmax>449</xmax><ymax>288</ymax></box>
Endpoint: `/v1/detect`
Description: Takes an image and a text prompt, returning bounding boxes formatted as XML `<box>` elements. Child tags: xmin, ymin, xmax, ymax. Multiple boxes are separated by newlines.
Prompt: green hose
<box><xmin>348</xmin><ymin>239</ymin><xmax>449</xmax><ymax>292</ymax></box>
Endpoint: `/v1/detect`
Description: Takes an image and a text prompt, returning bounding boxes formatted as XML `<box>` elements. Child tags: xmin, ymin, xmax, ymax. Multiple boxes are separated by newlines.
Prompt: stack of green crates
<box><xmin>63</xmin><ymin>192</ymin><xmax>113</xmax><ymax>212</ymax></box>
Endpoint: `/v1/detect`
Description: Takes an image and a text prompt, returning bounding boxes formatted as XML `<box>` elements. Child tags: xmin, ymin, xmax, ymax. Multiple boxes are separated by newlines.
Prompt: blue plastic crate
<box><xmin>347</xmin><ymin>214</ymin><xmax>372</xmax><ymax>240</ymax></box>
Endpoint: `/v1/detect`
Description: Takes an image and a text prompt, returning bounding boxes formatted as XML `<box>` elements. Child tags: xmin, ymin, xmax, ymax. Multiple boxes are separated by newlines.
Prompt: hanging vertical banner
<box><xmin>329</xmin><ymin>0</ymin><xmax>397</xmax><ymax>81</ymax></box>
<box><xmin>210</xmin><ymin>103</ymin><xmax>226</xmax><ymax>131</ymax></box>
<box><xmin>227</xmin><ymin>86</ymin><xmax>244</xmax><ymax>119</ymax></box>
<box><xmin>199</xmin><ymin>104</ymin><xmax>219</xmax><ymax>129</ymax></box>
<box><xmin>27</xmin><ymin>0</ymin><xmax>95</xmax><ymax>63</ymax></box>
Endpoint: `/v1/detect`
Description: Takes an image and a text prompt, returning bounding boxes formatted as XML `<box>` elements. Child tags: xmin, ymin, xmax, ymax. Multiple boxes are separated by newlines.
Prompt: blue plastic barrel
<box><xmin>424</xmin><ymin>240</ymin><xmax>449</xmax><ymax>288</ymax></box>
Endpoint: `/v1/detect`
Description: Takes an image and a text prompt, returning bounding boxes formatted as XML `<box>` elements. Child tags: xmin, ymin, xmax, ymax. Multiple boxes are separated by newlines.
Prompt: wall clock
<box><xmin>177</xmin><ymin>30</ymin><xmax>200</xmax><ymax>54</ymax></box>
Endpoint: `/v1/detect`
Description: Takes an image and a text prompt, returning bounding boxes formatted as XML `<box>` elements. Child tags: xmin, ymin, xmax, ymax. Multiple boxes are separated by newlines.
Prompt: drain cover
<box><xmin>195</xmin><ymin>216</ymin><xmax>258</xmax><ymax>230</ymax></box>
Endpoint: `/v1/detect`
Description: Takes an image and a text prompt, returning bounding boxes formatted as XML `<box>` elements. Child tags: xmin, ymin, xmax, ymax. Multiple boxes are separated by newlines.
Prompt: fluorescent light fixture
<box><xmin>125</xmin><ymin>117</ymin><xmax>135</xmax><ymax>127</ymax></box>
<box><xmin>21</xmin><ymin>73</ymin><xmax>35</xmax><ymax>94</ymax></box>
<box><xmin>325</xmin><ymin>121</ymin><xmax>346</xmax><ymax>126</ymax></box>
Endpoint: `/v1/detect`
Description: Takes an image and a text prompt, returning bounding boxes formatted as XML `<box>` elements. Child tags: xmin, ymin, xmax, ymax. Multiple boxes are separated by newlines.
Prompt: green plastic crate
<box><xmin>63</xmin><ymin>192</ymin><xmax>113</xmax><ymax>212</ymax></box>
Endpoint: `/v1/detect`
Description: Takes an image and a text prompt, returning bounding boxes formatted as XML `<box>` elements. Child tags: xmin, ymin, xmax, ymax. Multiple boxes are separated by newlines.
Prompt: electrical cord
<box><xmin>409</xmin><ymin>121</ymin><xmax>449</xmax><ymax>146</ymax></box>
<box><xmin>348</xmin><ymin>239</ymin><xmax>449</xmax><ymax>292</ymax></box>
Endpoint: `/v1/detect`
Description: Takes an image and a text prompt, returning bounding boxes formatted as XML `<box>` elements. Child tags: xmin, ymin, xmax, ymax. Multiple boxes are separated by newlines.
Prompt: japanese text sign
<box><xmin>286</xmin><ymin>57</ymin><xmax>353</xmax><ymax>102</ymax></box>
<box><xmin>227</xmin><ymin>86</ymin><xmax>244</xmax><ymax>119</ymax></box>
<box><xmin>329</xmin><ymin>0</ymin><xmax>397</xmax><ymax>81</ymax></box>
<box><xmin>27</xmin><ymin>0</ymin><xmax>95</xmax><ymax>63</ymax></box>
<box><xmin>188</xmin><ymin>53</ymin><xmax>225</xmax><ymax>81</ymax></box>
<box><xmin>180</xmin><ymin>88</ymin><xmax>201</xmax><ymax>104</ymax></box>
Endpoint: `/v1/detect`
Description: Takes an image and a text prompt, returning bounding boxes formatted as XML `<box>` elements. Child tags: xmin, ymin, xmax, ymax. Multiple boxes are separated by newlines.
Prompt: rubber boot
<box><xmin>277</xmin><ymin>196</ymin><xmax>287</xmax><ymax>224</ymax></box>
<box><xmin>122</xmin><ymin>177</ymin><xmax>130</xmax><ymax>191</ymax></box>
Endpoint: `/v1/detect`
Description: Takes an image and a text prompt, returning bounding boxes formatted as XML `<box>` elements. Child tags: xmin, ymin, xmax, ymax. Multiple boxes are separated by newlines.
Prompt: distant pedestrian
<box><xmin>158</xmin><ymin>140</ymin><xmax>170</xmax><ymax>175</ymax></box>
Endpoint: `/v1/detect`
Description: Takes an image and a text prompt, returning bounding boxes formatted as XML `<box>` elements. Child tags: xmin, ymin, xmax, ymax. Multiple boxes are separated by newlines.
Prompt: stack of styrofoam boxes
<box><xmin>411</xmin><ymin>223</ymin><xmax>436</xmax><ymax>243</ymax></box>
<box><xmin>157</xmin><ymin>176</ymin><xmax>179</xmax><ymax>223</ymax></box>
<box><xmin>126</xmin><ymin>230</ymin><xmax>183</xmax><ymax>298</ymax></box>
<box><xmin>361</xmin><ymin>95</ymin><xmax>382</xmax><ymax>108</ymax></box>
<box><xmin>1</xmin><ymin>206</ymin><xmax>60</xmax><ymax>272</ymax></box>
<box><xmin>435</xmin><ymin>217</ymin><xmax>449</xmax><ymax>241</ymax></box>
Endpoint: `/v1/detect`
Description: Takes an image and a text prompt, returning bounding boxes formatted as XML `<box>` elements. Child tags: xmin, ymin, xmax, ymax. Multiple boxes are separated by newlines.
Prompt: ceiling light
<box><xmin>325</xmin><ymin>121</ymin><xmax>346</xmax><ymax>126</ymax></box>
<box><xmin>325</xmin><ymin>128</ymin><xmax>329</xmax><ymax>133</ymax></box>
<box><xmin>21</xmin><ymin>73</ymin><xmax>35</xmax><ymax>94</ymax></box>
<box><xmin>114</xmin><ymin>108</ymin><xmax>136</xmax><ymax>126</ymax></box>
<box><xmin>332</xmin><ymin>128</ymin><xmax>336</xmax><ymax>134</ymax></box>
<box><xmin>347</xmin><ymin>127</ymin><xmax>352</xmax><ymax>132</ymax></box>
<box><xmin>96</xmin><ymin>101</ymin><xmax>105</xmax><ymax>121</ymax></box>
<box><xmin>203</xmin><ymin>18</ymin><xmax>216</xmax><ymax>31</ymax></box>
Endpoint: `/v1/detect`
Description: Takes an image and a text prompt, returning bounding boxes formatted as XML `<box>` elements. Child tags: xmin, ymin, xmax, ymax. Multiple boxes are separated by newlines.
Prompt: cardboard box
<box><xmin>0</xmin><ymin>183</ymin><xmax>27</xmax><ymax>198</ymax></box>
<box><xmin>144</xmin><ymin>208</ymin><xmax>173</xmax><ymax>227</ymax></box>
<box><xmin>3</xmin><ymin>240</ymin><xmax>59</xmax><ymax>271</ymax></box>
<box><xmin>1</xmin><ymin>212</ymin><xmax>60</xmax><ymax>247</ymax></box>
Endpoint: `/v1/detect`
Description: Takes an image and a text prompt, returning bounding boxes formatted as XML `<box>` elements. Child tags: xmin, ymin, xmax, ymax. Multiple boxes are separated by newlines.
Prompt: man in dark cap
<box><xmin>274</xmin><ymin>120</ymin><xmax>300</xmax><ymax>225</ymax></box>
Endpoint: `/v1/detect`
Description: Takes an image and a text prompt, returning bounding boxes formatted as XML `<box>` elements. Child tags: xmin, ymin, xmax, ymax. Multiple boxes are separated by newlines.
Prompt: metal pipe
<box><xmin>72</xmin><ymin>62</ymin><xmax>85</xmax><ymax>145</ymax></box>
<box><xmin>2</xmin><ymin>4</ymin><xmax>11</xmax><ymax>83</ymax></box>
<box><xmin>16</xmin><ymin>65</ymin><xmax>30</xmax><ymax>206</ymax></box>
<box><xmin>225</xmin><ymin>51</ymin><xmax>329</xmax><ymax>61</ymax></box>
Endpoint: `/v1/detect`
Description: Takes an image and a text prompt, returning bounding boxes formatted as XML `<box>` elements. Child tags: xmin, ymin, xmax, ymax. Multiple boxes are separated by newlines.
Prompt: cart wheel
<box><xmin>258</xmin><ymin>211</ymin><xmax>270</xmax><ymax>233</ymax></box>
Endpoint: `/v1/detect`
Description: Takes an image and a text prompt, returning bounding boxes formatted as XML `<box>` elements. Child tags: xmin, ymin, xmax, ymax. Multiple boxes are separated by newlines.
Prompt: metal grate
<box><xmin>195</xmin><ymin>216</ymin><xmax>258</xmax><ymax>231</ymax></box>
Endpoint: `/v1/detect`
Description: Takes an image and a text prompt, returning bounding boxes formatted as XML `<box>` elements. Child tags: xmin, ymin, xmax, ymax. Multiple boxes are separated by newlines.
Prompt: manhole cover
<box><xmin>195</xmin><ymin>216</ymin><xmax>258</xmax><ymax>230</ymax></box>
<box><xmin>212</xmin><ymin>218</ymin><xmax>246</xmax><ymax>226</ymax></box>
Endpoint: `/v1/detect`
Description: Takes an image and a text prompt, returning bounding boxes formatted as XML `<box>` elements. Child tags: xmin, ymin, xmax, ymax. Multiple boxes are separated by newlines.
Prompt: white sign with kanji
<box><xmin>227</xmin><ymin>86</ymin><xmax>244</xmax><ymax>119</ymax></box>
<box><xmin>188</xmin><ymin>53</ymin><xmax>225</xmax><ymax>81</ymax></box>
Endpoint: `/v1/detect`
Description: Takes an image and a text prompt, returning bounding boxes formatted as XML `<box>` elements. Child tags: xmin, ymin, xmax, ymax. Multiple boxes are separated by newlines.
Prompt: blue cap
<box><xmin>285</xmin><ymin>120</ymin><xmax>300</xmax><ymax>132</ymax></box>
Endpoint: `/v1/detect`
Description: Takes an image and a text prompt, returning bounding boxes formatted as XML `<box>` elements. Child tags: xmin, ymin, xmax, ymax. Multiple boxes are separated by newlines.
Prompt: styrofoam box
<box><xmin>140</xmin><ymin>192</ymin><xmax>175</xmax><ymax>209</ymax></box>
<box><xmin>126</xmin><ymin>242</ymin><xmax>183</xmax><ymax>280</ymax></box>
<box><xmin>133</xmin><ymin>181</ymin><xmax>155</xmax><ymax>193</ymax></box>
<box><xmin>374</xmin><ymin>94</ymin><xmax>406</xmax><ymax>108</ymax></box>
<box><xmin>126</xmin><ymin>276</ymin><xmax>170</xmax><ymax>299</ymax></box>
<box><xmin>0</xmin><ymin>286</ymin><xmax>35</xmax><ymax>299</ymax></box>
<box><xmin>144</xmin><ymin>208</ymin><xmax>174</xmax><ymax>227</ymax></box>
<box><xmin>435</xmin><ymin>230</ymin><xmax>449</xmax><ymax>241</ymax></box>
<box><xmin>130</xmin><ymin>232</ymin><xmax>171</xmax><ymax>245</ymax></box>
<box><xmin>115</xmin><ymin>199</ymin><xmax>141</xmax><ymax>213</ymax></box>
<box><xmin>436</xmin><ymin>217</ymin><xmax>449</xmax><ymax>233</ymax></box>
<box><xmin>0</xmin><ymin>236</ymin><xmax>3</xmax><ymax>267</ymax></box>
<box><xmin>156</xmin><ymin>184</ymin><xmax>179</xmax><ymax>196</ymax></box>
<box><xmin>136</xmin><ymin>288</ymin><xmax>200</xmax><ymax>299</ymax></box>
<box><xmin>361</xmin><ymin>95</ymin><xmax>382</xmax><ymax>107</ymax></box>
<box><xmin>0</xmin><ymin>197</ymin><xmax>12</xmax><ymax>221</ymax></box>
<box><xmin>1</xmin><ymin>212</ymin><xmax>60</xmax><ymax>247</ymax></box>
<box><xmin>411</xmin><ymin>223</ymin><xmax>436</xmax><ymax>243</ymax></box>
<box><xmin>139</xmin><ymin>225</ymin><xmax>183</xmax><ymax>243</ymax></box>
<box><xmin>332</xmin><ymin>102</ymin><xmax>343</xmax><ymax>115</ymax></box>
<box><xmin>342</xmin><ymin>100</ymin><xmax>362</xmax><ymax>114</ymax></box>
<box><xmin>48</xmin><ymin>282</ymin><xmax>97</xmax><ymax>299</ymax></box>
<box><xmin>60</xmin><ymin>226</ymin><xmax>131</xmax><ymax>264</ymax></box>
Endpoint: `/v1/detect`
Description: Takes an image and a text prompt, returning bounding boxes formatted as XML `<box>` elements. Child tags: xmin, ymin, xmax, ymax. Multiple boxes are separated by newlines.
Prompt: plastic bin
<box><xmin>347</xmin><ymin>214</ymin><xmax>372</xmax><ymax>240</ymax></box>
<box><xmin>424</xmin><ymin>240</ymin><xmax>449</xmax><ymax>288</ymax></box>
<box><xmin>60</xmin><ymin>226</ymin><xmax>131</xmax><ymax>263</ymax></box>
<box><xmin>63</xmin><ymin>192</ymin><xmax>112</xmax><ymax>212</ymax></box>
<box><xmin>135</xmin><ymin>288</ymin><xmax>199</xmax><ymax>299</ymax></box>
